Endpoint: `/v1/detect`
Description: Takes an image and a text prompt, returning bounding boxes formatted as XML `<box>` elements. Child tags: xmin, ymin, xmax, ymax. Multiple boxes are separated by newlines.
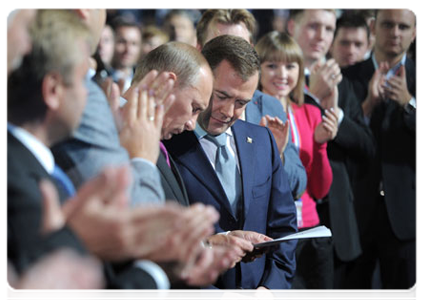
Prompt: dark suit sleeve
<box><xmin>332</xmin><ymin>79</ymin><xmax>375</xmax><ymax>160</ymax></box>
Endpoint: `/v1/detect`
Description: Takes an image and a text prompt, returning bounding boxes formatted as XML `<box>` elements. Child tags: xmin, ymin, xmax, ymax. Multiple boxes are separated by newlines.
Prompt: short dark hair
<box><xmin>201</xmin><ymin>35</ymin><xmax>260</xmax><ymax>82</ymax></box>
<box><xmin>335</xmin><ymin>13</ymin><xmax>370</xmax><ymax>40</ymax></box>
<box><xmin>196</xmin><ymin>9</ymin><xmax>257</xmax><ymax>47</ymax></box>
<box><xmin>289</xmin><ymin>9</ymin><xmax>336</xmax><ymax>22</ymax></box>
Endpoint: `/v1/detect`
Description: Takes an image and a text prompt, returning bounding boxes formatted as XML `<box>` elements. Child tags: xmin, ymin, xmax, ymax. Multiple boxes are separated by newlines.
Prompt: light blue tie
<box><xmin>206</xmin><ymin>133</ymin><xmax>242</xmax><ymax>217</ymax></box>
<box><xmin>51</xmin><ymin>165</ymin><xmax>76</xmax><ymax>198</ymax></box>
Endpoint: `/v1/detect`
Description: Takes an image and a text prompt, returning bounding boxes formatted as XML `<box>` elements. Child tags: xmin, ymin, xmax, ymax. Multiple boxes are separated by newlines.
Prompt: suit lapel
<box><xmin>232</xmin><ymin>121</ymin><xmax>255</xmax><ymax>220</ymax></box>
<box><xmin>157</xmin><ymin>151</ymin><xmax>189</xmax><ymax>206</ymax></box>
<box><xmin>175</xmin><ymin>132</ymin><xmax>236</xmax><ymax>218</ymax></box>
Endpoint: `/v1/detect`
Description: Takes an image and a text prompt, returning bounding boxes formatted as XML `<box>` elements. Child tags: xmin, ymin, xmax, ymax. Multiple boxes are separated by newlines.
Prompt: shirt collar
<box><xmin>8</xmin><ymin>123</ymin><xmax>55</xmax><ymax>174</ymax></box>
<box><xmin>372</xmin><ymin>53</ymin><xmax>406</xmax><ymax>76</ymax></box>
<box><xmin>194</xmin><ymin>122</ymin><xmax>233</xmax><ymax>139</ymax></box>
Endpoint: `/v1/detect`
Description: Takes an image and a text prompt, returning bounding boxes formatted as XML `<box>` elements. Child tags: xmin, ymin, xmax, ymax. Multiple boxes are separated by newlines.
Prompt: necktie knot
<box><xmin>206</xmin><ymin>133</ymin><xmax>227</xmax><ymax>148</ymax></box>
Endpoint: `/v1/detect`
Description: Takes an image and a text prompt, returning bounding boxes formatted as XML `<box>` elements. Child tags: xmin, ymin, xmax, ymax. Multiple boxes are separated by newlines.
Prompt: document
<box><xmin>254</xmin><ymin>225</ymin><xmax>332</xmax><ymax>249</ymax></box>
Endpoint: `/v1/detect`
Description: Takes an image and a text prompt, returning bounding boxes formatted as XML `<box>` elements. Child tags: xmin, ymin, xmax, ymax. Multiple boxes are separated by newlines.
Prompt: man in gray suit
<box><xmin>195</xmin><ymin>9</ymin><xmax>307</xmax><ymax>199</ymax></box>
<box><xmin>52</xmin><ymin>10</ymin><xmax>171</xmax><ymax>205</ymax></box>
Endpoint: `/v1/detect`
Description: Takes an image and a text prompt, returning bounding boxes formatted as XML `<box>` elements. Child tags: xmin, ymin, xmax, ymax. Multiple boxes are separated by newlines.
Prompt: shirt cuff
<box><xmin>337</xmin><ymin>108</ymin><xmax>345</xmax><ymax>126</ymax></box>
<box><xmin>134</xmin><ymin>260</ymin><xmax>170</xmax><ymax>290</ymax></box>
<box><xmin>404</xmin><ymin>97</ymin><xmax>416</xmax><ymax>114</ymax></box>
<box><xmin>131</xmin><ymin>157</ymin><xmax>158</xmax><ymax>169</ymax></box>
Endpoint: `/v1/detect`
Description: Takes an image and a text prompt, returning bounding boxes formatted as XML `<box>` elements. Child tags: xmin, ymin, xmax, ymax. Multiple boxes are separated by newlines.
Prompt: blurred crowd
<box><xmin>7</xmin><ymin>9</ymin><xmax>415</xmax><ymax>291</ymax></box>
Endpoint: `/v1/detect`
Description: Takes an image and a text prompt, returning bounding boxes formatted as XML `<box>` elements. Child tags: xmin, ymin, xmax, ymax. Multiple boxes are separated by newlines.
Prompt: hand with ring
<box><xmin>119</xmin><ymin>70</ymin><xmax>176</xmax><ymax>163</ymax></box>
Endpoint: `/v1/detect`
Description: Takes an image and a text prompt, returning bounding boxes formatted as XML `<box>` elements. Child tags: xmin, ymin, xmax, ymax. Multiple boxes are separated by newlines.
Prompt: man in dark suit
<box><xmin>287</xmin><ymin>9</ymin><xmax>376</xmax><ymax>288</ymax></box>
<box><xmin>165</xmin><ymin>35</ymin><xmax>298</xmax><ymax>289</ymax></box>
<box><xmin>195</xmin><ymin>9</ymin><xmax>307</xmax><ymax>201</ymax></box>
<box><xmin>342</xmin><ymin>9</ymin><xmax>416</xmax><ymax>289</ymax></box>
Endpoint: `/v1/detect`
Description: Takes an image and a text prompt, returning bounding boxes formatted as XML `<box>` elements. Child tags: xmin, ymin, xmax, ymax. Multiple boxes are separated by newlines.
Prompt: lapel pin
<box><xmin>247</xmin><ymin>137</ymin><xmax>253</xmax><ymax>143</ymax></box>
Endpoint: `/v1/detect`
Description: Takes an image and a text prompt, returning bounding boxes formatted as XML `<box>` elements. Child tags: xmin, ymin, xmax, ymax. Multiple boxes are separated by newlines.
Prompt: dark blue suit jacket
<box><xmin>165</xmin><ymin>120</ymin><xmax>297</xmax><ymax>289</ymax></box>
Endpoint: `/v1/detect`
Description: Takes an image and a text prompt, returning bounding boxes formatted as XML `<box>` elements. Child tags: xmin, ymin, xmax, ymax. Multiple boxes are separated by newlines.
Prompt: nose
<box><xmin>316</xmin><ymin>26</ymin><xmax>325</xmax><ymax>40</ymax></box>
<box><xmin>278</xmin><ymin>65</ymin><xmax>288</xmax><ymax>78</ymax></box>
<box><xmin>220</xmin><ymin>101</ymin><xmax>235</xmax><ymax>120</ymax></box>
<box><xmin>185</xmin><ymin>116</ymin><xmax>197</xmax><ymax>131</ymax></box>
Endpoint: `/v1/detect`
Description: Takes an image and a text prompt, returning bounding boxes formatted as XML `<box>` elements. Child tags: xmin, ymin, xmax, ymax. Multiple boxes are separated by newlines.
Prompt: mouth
<box><xmin>273</xmin><ymin>82</ymin><xmax>289</xmax><ymax>90</ymax></box>
<box><xmin>211</xmin><ymin>116</ymin><xmax>231</xmax><ymax>125</ymax></box>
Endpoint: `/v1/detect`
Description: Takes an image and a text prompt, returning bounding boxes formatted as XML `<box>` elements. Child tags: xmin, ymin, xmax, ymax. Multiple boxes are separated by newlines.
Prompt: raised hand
<box><xmin>260</xmin><ymin>116</ymin><xmax>290</xmax><ymax>154</ymax></box>
<box><xmin>309</xmin><ymin>58</ymin><xmax>342</xmax><ymax>100</ymax></box>
<box><xmin>384</xmin><ymin>65</ymin><xmax>412</xmax><ymax>107</ymax></box>
<box><xmin>362</xmin><ymin>61</ymin><xmax>389</xmax><ymax>117</ymax></box>
<box><xmin>119</xmin><ymin>71</ymin><xmax>175</xmax><ymax>163</ymax></box>
<box><xmin>314</xmin><ymin>108</ymin><xmax>339</xmax><ymax>144</ymax></box>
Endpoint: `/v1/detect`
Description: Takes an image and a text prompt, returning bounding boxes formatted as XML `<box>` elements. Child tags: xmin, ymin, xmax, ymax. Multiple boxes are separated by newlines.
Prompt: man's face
<box><xmin>58</xmin><ymin>41</ymin><xmax>90</xmax><ymax>136</ymax></box>
<box><xmin>198</xmin><ymin>60</ymin><xmax>259</xmax><ymax>136</ymax></box>
<box><xmin>165</xmin><ymin>15</ymin><xmax>196</xmax><ymax>46</ymax></box>
<box><xmin>330</xmin><ymin>27</ymin><xmax>369</xmax><ymax>67</ymax></box>
<box><xmin>114</xmin><ymin>26</ymin><xmax>142</xmax><ymax>69</ymax></box>
<box><xmin>373</xmin><ymin>9</ymin><xmax>416</xmax><ymax>58</ymax></box>
<box><xmin>202</xmin><ymin>22</ymin><xmax>251</xmax><ymax>48</ymax></box>
<box><xmin>161</xmin><ymin>66</ymin><xmax>213</xmax><ymax>140</ymax></box>
<box><xmin>289</xmin><ymin>10</ymin><xmax>336</xmax><ymax>67</ymax></box>
<box><xmin>7</xmin><ymin>9</ymin><xmax>36</xmax><ymax>74</ymax></box>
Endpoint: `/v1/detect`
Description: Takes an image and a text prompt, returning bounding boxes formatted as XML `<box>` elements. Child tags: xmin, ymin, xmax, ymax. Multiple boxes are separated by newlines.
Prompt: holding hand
<box><xmin>314</xmin><ymin>108</ymin><xmax>339</xmax><ymax>144</ymax></box>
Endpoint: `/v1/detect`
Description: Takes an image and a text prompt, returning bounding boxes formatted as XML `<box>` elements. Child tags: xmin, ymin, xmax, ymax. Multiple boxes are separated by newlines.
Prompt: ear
<box><xmin>369</xmin><ymin>18</ymin><xmax>376</xmax><ymax>37</ymax></box>
<box><xmin>287</xmin><ymin>19</ymin><xmax>295</xmax><ymax>36</ymax></box>
<box><xmin>168</xmin><ymin>72</ymin><xmax>177</xmax><ymax>83</ymax></box>
<box><xmin>42</xmin><ymin>72</ymin><xmax>64</xmax><ymax>111</ymax></box>
<box><xmin>74</xmin><ymin>9</ymin><xmax>90</xmax><ymax>21</ymax></box>
<box><xmin>411</xmin><ymin>27</ymin><xmax>416</xmax><ymax>44</ymax></box>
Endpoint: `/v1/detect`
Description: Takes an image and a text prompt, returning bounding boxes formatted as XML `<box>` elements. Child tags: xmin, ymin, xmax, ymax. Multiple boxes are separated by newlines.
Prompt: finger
<box><xmin>147</xmin><ymin>91</ymin><xmax>156</xmax><ymax>122</ymax></box>
<box><xmin>162</xmin><ymin>94</ymin><xmax>175</xmax><ymax>115</ymax></box>
<box><xmin>397</xmin><ymin>65</ymin><xmax>406</xmax><ymax>79</ymax></box>
<box><xmin>39</xmin><ymin>179</ymin><xmax>65</xmax><ymax>234</ymax></box>
<box><xmin>154</xmin><ymin>103</ymin><xmax>165</xmax><ymax>129</ymax></box>
<box><xmin>138</xmin><ymin>89</ymin><xmax>148</xmax><ymax>120</ymax></box>
<box><xmin>155</xmin><ymin>77</ymin><xmax>175</xmax><ymax>106</ymax></box>
<box><xmin>125</xmin><ymin>87</ymin><xmax>139</xmax><ymax>123</ymax></box>
<box><xmin>149</xmin><ymin>72</ymin><xmax>171</xmax><ymax>98</ymax></box>
<box><xmin>123</xmin><ymin>70</ymin><xmax>158</xmax><ymax>100</ymax></box>
<box><xmin>259</xmin><ymin>116</ymin><xmax>267</xmax><ymax>127</ymax></box>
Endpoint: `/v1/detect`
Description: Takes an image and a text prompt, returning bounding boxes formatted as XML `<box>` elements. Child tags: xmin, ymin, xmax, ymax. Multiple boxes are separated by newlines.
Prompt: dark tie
<box><xmin>205</xmin><ymin>133</ymin><xmax>242</xmax><ymax>216</ymax></box>
<box><xmin>51</xmin><ymin>165</ymin><xmax>76</xmax><ymax>197</ymax></box>
<box><xmin>160</xmin><ymin>142</ymin><xmax>171</xmax><ymax>168</ymax></box>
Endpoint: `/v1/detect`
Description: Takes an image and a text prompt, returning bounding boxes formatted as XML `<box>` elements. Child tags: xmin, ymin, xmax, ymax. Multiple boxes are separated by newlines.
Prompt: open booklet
<box><xmin>254</xmin><ymin>225</ymin><xmax>332</xmax><ymax>249</ymax></box>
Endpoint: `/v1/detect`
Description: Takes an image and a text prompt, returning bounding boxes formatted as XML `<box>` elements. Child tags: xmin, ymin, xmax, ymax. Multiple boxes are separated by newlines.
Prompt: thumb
<box><xmin>259</xmin><ymin>116</ymin><xmax>267</xmax><ymax>127</ymax></box>
<box><xmin>39</xmin><ymin>179</ymin><xmax>65</xmax><ymax>235</ymax></box>
<box><xmin>397</xmin><ymin>65</ymin><xmax>406</xmax><ymax>79</ymax></box>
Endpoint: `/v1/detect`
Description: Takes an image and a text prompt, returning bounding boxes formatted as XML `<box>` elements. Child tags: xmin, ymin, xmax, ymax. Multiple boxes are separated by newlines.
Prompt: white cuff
<box><xmin>134</xmin><ymin>260</ymin><xmax>170</xmax><ymax>290</ymax></box>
